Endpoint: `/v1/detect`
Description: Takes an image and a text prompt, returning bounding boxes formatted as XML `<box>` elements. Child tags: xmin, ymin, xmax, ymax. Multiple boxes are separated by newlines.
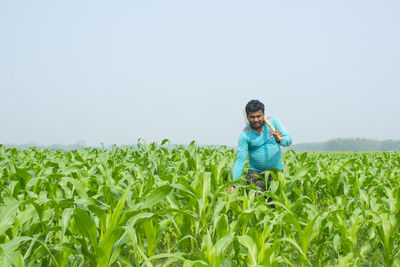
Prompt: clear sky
<box><xmin>1</xmin><ymin>0</ymin><xmax>399</xmax><ymax>147</ymax></box>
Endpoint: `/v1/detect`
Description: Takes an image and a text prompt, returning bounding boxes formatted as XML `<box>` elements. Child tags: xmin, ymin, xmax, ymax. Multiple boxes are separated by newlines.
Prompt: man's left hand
<box><xmin>272</xmin><ymin>130</ymin><xmax>282</xmax><ymax>142</ymax></box>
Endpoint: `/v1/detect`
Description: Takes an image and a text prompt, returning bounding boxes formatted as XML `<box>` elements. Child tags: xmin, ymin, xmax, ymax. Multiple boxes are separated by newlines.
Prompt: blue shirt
<box><xmin>232</xmin><ymin>116</ymin><xmax>292</xmax><ymax>181</ymax></box>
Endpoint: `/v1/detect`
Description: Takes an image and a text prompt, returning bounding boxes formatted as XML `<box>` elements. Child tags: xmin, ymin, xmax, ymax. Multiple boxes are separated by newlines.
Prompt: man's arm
<box><xmin>271</xmin><ymin>117</ymin><xmax>292</xmax><ymax>147</ymax></box>
<box><xmin>232</xmin><ymin>132</ymin><xmax>249</xmax><ymax>181</ymax></box>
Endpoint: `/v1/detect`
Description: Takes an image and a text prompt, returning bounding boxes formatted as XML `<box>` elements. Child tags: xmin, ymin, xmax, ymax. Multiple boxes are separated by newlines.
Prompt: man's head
<box><xmin>245</xmin><ymin>100</ymin><xmax>265</xmax><ymax>130</ymax></box>
<box><xmin>245</xmin><ymin>100</ymin><xmax>264</xmax><ymax>114</ymax></box>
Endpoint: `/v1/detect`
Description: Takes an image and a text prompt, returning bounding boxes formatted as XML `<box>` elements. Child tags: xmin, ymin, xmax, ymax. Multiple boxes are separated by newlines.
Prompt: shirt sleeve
<box><xmin>232</xmin><ymin>132</ymin><xmax>249</xmax><ymax>181</ymax></box>
<box><xmin>272</xmin><ymin>117</ymin><xmax>292</xmax><ymax>147</ymax></box>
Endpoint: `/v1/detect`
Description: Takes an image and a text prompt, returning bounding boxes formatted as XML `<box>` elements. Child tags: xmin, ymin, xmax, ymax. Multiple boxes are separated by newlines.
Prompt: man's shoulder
<box><xmin>265</xmin><ymin>115</ymin><xmax>274</xmax><ymax>121</ymax></box>
<box><xmin>239</xmin><ymin>125</ymin><xmax>252</xmax><ymax>140</ymax></box>
<box><xmin>266</xmin><ymin>115</ymin><xmax>280</xmax><ymax>125</ymax></box>
<box><xmin>242</xmin><ymin>125</ymin><xmax>251</xmax><ymax>132</ymax></box>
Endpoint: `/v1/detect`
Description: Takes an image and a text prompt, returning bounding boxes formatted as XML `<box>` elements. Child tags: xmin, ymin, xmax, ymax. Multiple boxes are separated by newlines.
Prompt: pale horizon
<box><xmin>1</xmin><ymin>0</ymin><xmax>399</xmax><ymax>147</ymax></box>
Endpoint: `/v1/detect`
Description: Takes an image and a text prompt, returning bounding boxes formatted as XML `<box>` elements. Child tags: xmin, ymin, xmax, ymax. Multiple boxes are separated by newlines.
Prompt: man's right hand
<box><xmin>227</xmin><ymin>186</ymin><xmax>235</xmax><ymax>193</ymax></box>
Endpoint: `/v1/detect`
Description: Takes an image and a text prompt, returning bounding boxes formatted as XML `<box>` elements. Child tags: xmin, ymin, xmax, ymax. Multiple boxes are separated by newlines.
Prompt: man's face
<box><xmin>247</xmin><ymin>110</ymin><xmax>264</xmax><ymax>129</ymax></box>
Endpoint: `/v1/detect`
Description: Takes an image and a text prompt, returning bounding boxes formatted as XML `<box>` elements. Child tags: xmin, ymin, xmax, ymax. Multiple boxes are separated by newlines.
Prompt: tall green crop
<box><xmin>0</xmin><ymin>143</ymin><xmax>399</xmax><ymax>266</ymax></box>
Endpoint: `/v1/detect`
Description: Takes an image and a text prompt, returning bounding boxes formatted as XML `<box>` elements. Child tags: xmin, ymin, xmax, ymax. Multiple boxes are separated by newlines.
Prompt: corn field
<box><xmin>0</xmin><ymin>141</ymin><xmax>399</xmax><ymax>266</ymax></box>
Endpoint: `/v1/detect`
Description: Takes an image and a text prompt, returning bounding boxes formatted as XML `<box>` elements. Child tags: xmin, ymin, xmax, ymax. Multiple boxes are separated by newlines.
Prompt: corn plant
<box><xmin>0</xmin><ymin>143</ymin><xmax>399</xmax><ymax>266</ymax></box>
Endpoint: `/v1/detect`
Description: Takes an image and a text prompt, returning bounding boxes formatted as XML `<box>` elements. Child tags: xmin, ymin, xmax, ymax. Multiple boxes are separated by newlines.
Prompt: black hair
<box><xmin>245</xmin><ymin>100</ymin><xmax>265</xmax><ymax>114</ymax></box>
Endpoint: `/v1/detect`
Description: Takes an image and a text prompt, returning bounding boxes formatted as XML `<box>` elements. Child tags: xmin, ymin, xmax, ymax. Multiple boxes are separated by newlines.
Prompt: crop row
<box><xmin>0</xmin><ymin>142</ymin><xmax>399</xmax><ymax>266</ymax></box>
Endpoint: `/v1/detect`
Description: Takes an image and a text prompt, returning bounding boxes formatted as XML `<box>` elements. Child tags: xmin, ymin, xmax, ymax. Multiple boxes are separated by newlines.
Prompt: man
<box><xmin>229</xmin><ymin>99</ymin><xmax>292</xmax><ymax>193</ymax></box>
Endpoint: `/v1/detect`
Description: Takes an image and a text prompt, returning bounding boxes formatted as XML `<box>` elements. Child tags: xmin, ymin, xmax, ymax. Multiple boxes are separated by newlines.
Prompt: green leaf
<box><xmin>98</xmin><ymin>189</ymin><xmax>130</xmax><ymax>265</ymax></box>
<box><xmin>143</xmin><ymin>219</ymin><xmax>157</xmax><ymax>257</ymax></box>
<box><xmin>216</xmin><ymin>234</ymin><xmax>234</xmax><ymax>258</ymax></box>
<box><xmin>0</xmin><ymin>242</ymin><xmax>21</xmax><ymax>267</ymax></box>
<box><xmin>338</xmin><ymin>252</ymin><xmax>354</xmax><ymax>265</ymax></box>
<box><xmin>0</xmin><ymin>236</ymin><xmax>59</xmax><ymax>267</ymax></box>
<box><xmin>148</xmin><ymin>252</ymin><xmax>185</xmax><ymax>261</ymax></box>
<box><xmin>141</xmin><ymin>185</ymin><xmax>173</xmax><ymax>209</ymax></box>
<box><xmin>281</xmin><ymin>237</ymin><xmax>310</xmax><ymax>265</ymax></box>
<box><xmin>73</xmin><ymin>208</ymin><xmax>100</xmax><ymax>255</ymax></box>
<box><xmin>238</xmin><ymin>235</ymin><xmax>258</xmax><ymax>265</ymax></box>
<box><xmin>182</xmin><ymin>259</ymin><xmax>209</xmax><ymax>267</ymax></box>
<box><xmin>161</xmin><ymin>139</ymin><xmax>169</xmax><ymax>146</ymax></box>
<box><xmin>0</xmin><ymin>200</ymin><xmax>20</xmax><ymax>236</ymax></box>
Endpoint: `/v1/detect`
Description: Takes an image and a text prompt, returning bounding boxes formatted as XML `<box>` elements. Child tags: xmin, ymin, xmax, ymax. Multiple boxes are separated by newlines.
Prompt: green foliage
<box><xmin>0</xmin><ymin>143</ymin><xmax>399</xmax><ymax>266</ymax></box>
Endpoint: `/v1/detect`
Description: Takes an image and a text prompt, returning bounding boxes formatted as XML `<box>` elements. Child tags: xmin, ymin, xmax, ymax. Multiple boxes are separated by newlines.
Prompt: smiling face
<box><xmin>247</xmin><ymin>110</ymin><xmax>264</xmax><ymax>131</ymax></box>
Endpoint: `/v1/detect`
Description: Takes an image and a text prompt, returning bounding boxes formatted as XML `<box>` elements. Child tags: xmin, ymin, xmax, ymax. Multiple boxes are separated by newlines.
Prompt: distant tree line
<box><xmin>3</xmin><ymin>138</ymin><xmax>400</xmax><ymax>152</ymax></box>
<box><xmin>2</xmin><ymin>140</ymin><xmax>88</xmax><ymax>150</ymax></box>
<box><xmin>290</xmin><ymin>138</ymin><xmax>400</xmax><ymax>151</ymax></box>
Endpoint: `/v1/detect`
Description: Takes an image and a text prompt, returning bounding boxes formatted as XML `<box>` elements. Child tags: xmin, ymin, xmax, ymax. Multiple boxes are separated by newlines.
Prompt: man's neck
<box><xmin>251</xmin><ymin>125</ymin><xmax>264</xmax><ymax>134</ymax></box>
